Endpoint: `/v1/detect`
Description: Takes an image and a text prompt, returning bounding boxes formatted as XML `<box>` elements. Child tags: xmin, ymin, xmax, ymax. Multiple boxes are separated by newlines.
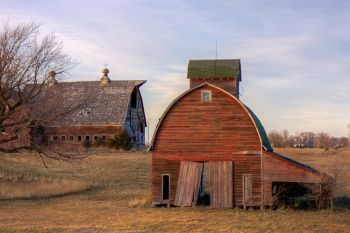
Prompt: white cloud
<box><xmin>1</xmin><ymin>0</ymin><xmax>350</xmax><ymax>138</ymax></box>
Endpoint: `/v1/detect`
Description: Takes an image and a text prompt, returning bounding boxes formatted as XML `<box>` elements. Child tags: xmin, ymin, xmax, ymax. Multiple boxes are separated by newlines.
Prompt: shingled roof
<box><xmin>187</xmin><ymin>59</ymin><xmax>241</xmax><ymax>80</ymax></box>
<box><xmin>26</xmin><ymin>80</ymin><xmax>145</xmax><ymax>126</ymax></box>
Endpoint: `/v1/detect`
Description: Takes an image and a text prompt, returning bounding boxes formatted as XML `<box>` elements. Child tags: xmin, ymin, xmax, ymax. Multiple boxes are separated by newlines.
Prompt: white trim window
<box><xmin>201</xmin><ymin>90</ymin><xmax>211</xmax><ymax>102</ymax></box>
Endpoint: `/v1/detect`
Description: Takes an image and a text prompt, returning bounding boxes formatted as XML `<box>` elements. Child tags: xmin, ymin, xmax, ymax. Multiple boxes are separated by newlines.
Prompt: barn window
<box><xmin>62</xmin><ymin>136</ymin><xmax>66</xmax><ymax>141</ymax></box>
<box><xmin>86</xmin><ymin>136</ymin><xmax>90</xmax><ymax>141</ymax></box>
<box><xmin>162</xmin><ymin>174</ymin><xmax>170</xmax><ymax>201</ymax></box>
<box><xmin>102</xmin><ymin>135</ymin><xmax>107</xmax><ymax>141</ymax></box>
<box><xmin>69</xmin><ymin>136</ymin><xmax>74</xmax><ymax>141</ymax></box>
<box><xmin>78</xmin><ymin>136</ymin><xmax>82</xmax><ymax>141</ymax></box>
<box><xmin>52</xmin><ymin>135</ymin><xmax>58</xmax><ymax>141</ymax></box>
<box><xmin>0</xmin><ymin>126</ymin><xmax>5</xmax><ymax>133</ymax></box>
<box><xmin>201</xmin><ymin>90</ymin><xmax>211</xmax><ymax>102</ymax></box>
<box><xmin>94</xmin><ymin>136</ymin><xmax>98</xmax><ymax>141</ymax></box>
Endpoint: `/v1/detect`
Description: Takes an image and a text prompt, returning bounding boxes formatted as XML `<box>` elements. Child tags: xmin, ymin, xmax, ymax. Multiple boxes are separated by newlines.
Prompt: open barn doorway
<box><xmin>174</xmin><ymin>161</ymin><xmax>233</xmax><ymax>208</ymax></box>
<box><xmin>197</xmin><ymin>162</ymin><xmax>210</xmax><ymax>206</ymax></box>
<box><xmin>272</xmin><ymin>182</ymin><xmax>313</xmax><ymax>209</ymax></box>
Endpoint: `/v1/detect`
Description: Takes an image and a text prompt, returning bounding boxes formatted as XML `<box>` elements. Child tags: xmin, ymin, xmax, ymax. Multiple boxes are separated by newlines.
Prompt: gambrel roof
<box><xmin>25</xmin><ymin>80</ymin><xmax>145</xmax><ymax>125</ymax></box>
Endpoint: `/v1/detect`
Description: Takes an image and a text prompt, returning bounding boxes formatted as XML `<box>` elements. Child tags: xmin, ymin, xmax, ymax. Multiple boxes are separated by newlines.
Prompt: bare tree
<box><xmin>268</xmin><ymin>130</ymin><xmax>284</xmax><ymax>148</ymax></box>
<box><xmin>0</xmin><ymin>21</ymin><xmax>86</xmax><ymax>162</ymax></box>
<box><xmin>316</xmin><ymin>132</ymin><xmax>331</xmax><ymax>150</ymax></box>
<box><xmin>302</xmin><ymin>174</ymin><xmax>336</xmax><ymax>210</ymax></box>
<box><xmin>281</xmin><ymin>129</ymin><xmax>289</xmax><ymax>147</ymax></box>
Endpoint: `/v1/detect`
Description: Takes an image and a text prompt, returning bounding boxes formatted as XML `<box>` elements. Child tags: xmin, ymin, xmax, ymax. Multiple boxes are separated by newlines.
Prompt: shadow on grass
<box><xmin>0</xmin><ymin>185</ymin><xmax>102</xmax><ymax>202</ymax></box>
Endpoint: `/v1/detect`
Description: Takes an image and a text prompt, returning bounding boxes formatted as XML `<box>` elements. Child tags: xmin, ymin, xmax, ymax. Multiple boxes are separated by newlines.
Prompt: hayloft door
<box><xmin>209</xmin><ymin>161</ymin><xmax>233</xmax><ymax>208</ymax></box>
<box><xmin>242</xmin><ymin>174</ymin><xmax>253</xmax><ymax>208</ymax></box>
<box><xmin>174</xmin><ymin>161</ymin><xmax>203</xmax><ymax>207</ymax></box>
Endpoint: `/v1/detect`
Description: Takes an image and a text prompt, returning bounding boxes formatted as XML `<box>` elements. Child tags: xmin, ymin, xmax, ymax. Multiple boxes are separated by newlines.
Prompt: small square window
<box><xmin>102</xmin><ymin>135</ymin><xmax>107</xmax><ymax>141</ymax></box>
<box><xmin>78</xmin><ymin>136</ymin><xmax>82</xmax><ymax>141</ymax></box>
<box><xmin>69</xmin><ymin>136</ymin><xmax>74</xmax><ymax>141</ymax></box>
<box><xmin>86</xmin><ymin>136</ymin><xmax>90</xmax><ymax>141</ymax></box>
<box><xmin>201</xmin><ymin>90</ymin><xmax>211</xmax><ymax>102</ymax></box>
<box><xmin>53</xmin><ymin>135</ymin><xmax>58</xmax><ymax>141</ymax></box>
<box><xmin>62</xmin><ymin>136</ymin><xmax>66</xmax><ymax>141</ymax></box>
<box><xmin>94</xmin><ymin>136</ymin><xmax>98</xmax><ymax>141</ymax></box>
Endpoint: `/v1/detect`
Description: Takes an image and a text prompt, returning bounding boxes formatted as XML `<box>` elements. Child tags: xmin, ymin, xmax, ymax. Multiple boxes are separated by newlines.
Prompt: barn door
<box><xmin>174</xmin><ymin>161</ymin><xmax>203</xmax><ymax>207</ymax></box>
<box><xmin>243</xmin><ymin>174</ymin><xmax>253</xmax><ymax>208</ymax></box>
<box><xmin>209</xmin><ymin>161</ymin><xmax>233</xmax><ymax>208</ymax></box>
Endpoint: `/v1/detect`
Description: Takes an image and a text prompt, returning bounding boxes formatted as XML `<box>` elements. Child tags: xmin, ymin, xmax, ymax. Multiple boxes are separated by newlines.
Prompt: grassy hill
<box><xmin>0</xmin><ymin>149</ymin><xmax>350</xmax><ymax>232</ymax></box>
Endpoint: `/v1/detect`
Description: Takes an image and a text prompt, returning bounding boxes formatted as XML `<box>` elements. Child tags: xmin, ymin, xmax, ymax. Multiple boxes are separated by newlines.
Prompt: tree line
<box><xmin>268</xmin><ymin>129</ymin><xmax>348</xmax><ymax>149</ymax></box>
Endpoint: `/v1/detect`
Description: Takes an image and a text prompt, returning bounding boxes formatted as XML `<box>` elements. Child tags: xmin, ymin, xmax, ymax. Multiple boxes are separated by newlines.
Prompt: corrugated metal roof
<box><xmin>187</xmin><ymin>59</ymin><xmax>241</xmax><ymax>80</ymax></box>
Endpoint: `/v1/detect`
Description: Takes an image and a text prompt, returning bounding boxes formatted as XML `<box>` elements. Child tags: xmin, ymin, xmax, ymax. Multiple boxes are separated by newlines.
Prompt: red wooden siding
<box><xmin>152</xmin><ymin>158</ymin><xmax>180</xmax><ymax>205</ymax></box>
<box><xmin>152</xmin><ymin>84</ymin><xmax>263</xmax><ymax>206</ymax></box>
<box><xmin>45</xmin><ymin>125</ymin><xmax>122</xmax><ymax>150</ymax></box>
<box><xmin>263</xmin><ymin>151</ymin><xmax>323</xmax><ymax>205</ymax></box>
<box><xmin>190</xmin><ymin>79</ymin><xmax>239</xmax><ymax>98</ymax></box>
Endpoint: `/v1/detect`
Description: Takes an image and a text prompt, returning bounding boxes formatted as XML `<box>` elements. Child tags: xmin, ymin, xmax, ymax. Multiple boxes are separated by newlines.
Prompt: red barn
<box><xmin>150</xmin><ymin>59</ymin><xmax>329</xmax><ymax>208</ymax></box>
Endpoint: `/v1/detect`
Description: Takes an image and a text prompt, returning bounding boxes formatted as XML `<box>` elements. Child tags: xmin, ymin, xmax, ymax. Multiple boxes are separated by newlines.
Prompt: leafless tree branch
<box><xmin>0</xmin><ymin>21</ymin><xmax>88</xmax><ymax>163</ymax></box>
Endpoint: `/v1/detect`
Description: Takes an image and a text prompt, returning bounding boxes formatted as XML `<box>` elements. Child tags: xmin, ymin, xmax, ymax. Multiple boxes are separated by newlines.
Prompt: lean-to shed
<box><xmin>150</xmin><ymin>59</ymin><xmax>330</xmax><ymax>208</ymax></box>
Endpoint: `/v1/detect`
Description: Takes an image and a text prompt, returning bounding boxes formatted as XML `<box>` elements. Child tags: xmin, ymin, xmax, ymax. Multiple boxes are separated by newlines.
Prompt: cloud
<box><xmin>1</xmin><ymin>0</ymin><xmax>350</xmax><ymax>138</ymax></box>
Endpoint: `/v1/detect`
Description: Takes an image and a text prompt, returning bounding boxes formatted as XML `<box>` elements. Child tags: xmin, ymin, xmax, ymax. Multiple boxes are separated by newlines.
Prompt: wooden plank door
<box><xmin>174</xmin><ymin>161</ymin><xmax>203</xmax><ymax>207</ymax></box>
<box><xmin>209</xmin><ymin>161</ymin><xmax>233</xmax><ymax>208</ymax></box>
<box><xmin>243</xmin><ymin>174</ymin><xmax>253</xmax><ymax>208</ymax></box>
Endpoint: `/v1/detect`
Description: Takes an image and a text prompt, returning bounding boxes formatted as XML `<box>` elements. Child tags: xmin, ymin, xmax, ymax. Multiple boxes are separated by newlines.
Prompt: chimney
<box><xmin>48</xmin><ymin>70</ymin><xmax>57</xmax><ymax>87</ymax></box>
<box><xmin>100</xmin><ymin>67</ymin><xmax>110</xmax><ymax>85</ymax></box>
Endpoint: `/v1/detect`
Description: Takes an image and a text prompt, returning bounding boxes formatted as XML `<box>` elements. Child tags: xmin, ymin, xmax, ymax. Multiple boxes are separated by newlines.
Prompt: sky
<box><xmin>1</xmin><ymin>0</ymin><xmax>350</xmax><ymax>141</ymax></box>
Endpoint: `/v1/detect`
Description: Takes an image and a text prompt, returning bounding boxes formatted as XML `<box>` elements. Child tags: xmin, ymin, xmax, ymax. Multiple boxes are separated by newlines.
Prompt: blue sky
<box><xmin>1</xmin><ymin>0</ymin><xmax>350</xmax><ymax>140</ymax></box>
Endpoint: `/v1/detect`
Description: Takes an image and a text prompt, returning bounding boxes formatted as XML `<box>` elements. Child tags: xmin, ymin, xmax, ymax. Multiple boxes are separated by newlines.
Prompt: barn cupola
<box><xmin>187</xmin><ymin>59</ymin><xmax>241</xmax><ymax>98</ymax></box>
<box><xmin>47</xmin><ymin>70</ymin><xmax>57</xmax><ymax>87</ymax></box>
<box><xmin>100</xmin><ymin>67</ymin><xmax>111</xmax><ymax>85</ymax></box>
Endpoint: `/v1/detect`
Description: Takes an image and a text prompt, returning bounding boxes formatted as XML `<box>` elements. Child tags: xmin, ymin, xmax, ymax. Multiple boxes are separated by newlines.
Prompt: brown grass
<box><xmin>0</xmin><ymin>179</ymin><xmax>91</xmax><ymax>200</ymax></box>
<box><xmin>0</xmin><ymin>149</ymin><xmax>349</xmax><ymax>232</ymax></box>
<box><xmin>128</xmin><ymin>192</ymin><xmax>152</xmax><ymax>208</ymax></box>
<box><xmin>275</xmin><ymin>148</ymin><xmax>350</xmax><ymax>197</ymax></box>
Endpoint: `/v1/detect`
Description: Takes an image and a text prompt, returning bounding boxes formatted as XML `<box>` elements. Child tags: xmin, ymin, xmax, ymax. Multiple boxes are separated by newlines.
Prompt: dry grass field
<box><xmin>0</xmin><ymin>148</ymin><xmax>350</xmax><ymax>232</ymax></box>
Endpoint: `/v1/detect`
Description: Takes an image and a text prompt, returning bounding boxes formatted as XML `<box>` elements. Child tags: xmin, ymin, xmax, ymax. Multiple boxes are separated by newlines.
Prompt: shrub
<box><xmin>119</xmin><ymin>130</ymin><xmax>132</xmax><ymax>150</ymax></box>
<box><xmin>93</xmin><ymin>137</ymin><xmax>107</xmax><ymax>147</ymax></box>
<box><xmin>107</xmin><ymin>130</ymin><xmax>132</xmax><ymax>151</ymax></box>
<box><xmin>286</xmin><ymin>196</ymin><xmax>312</xmax><ymax>209</ymax></box>
<box><xmin>81</xmin><ymin>140</ymin><xmax>92</xmax><ymax>150</ymax></box>
<box><xmin>107</xmin><ymin>135</ymin><xmax>121</xmax><ymax>150</ymax></box>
